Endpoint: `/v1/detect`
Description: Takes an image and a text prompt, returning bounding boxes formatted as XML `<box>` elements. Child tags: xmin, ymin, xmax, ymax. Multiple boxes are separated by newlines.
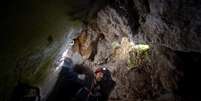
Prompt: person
<box><xmin>76</xmin><ymin>66</ymin><xmax>116</xmax><ymax>101</ymax></box>
<box><xmin>47</xmin><ymin>58</ymin><xmax>115</xmax><ymax>101</ymax></box>
<box><xmin>46</xmin><ymin>58</ymin><xmax>86</xmax><ymax>101</ymax></box>
<box><xmin>88</xmin><ymin>67</ymin><xmax>116</xmax><ymax>101</ymax></box>
<box><xmin>11</xmin><ymin>57</ymin><xmax>115</xmax><ymax>101</ymax></box>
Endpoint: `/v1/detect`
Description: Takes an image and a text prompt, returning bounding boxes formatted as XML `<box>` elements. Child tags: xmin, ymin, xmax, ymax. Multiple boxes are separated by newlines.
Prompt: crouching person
<box><xmin>47</xmin><ymin>57</ymin><xmax>115</xmax><ymax>101</ymax></box>
<box><xmin>75</xmin><ymin>67</ymin><xmax>116</xmax><ymax>101</ymax></box>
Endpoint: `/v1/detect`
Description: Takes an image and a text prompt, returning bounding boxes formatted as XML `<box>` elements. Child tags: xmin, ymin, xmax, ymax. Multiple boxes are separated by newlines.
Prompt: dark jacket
<box><xmin>46</xmin><ymin>59</ymin><xmax>85</xmax><ymax>101</ymax></box>
<box><xmin>47</xmin><ymin>58</ymin><xmax>115</xmax><ymax>101</ymax></box>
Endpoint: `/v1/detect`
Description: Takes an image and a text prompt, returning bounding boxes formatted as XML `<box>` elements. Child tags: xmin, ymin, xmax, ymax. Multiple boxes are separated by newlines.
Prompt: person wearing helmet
<box><xmin>88</xmin><ymin>67</ymin><xmax>116</xmax><ymax>101</ymax></box>
<box><xmin>73</xmin><ymin>66</ymin><xmax>116</xmax><ymax>101</ymax></box>
<box><xmin>95</xmin><ymin>67</ymin><xmax>105</xmax><ymax>81</ymax></box>
<box><xmin>47</xmin><ymin>58</ymin><xmax>115</xmax><ymax>101</ymax></box>
<box><xmin>47</xmin><ymin>57</ymin><xmax>97</xmax><ymax>101</ymax></box>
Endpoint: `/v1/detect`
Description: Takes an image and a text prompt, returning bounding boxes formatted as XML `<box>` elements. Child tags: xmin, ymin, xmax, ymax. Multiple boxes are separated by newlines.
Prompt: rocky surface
<box><xmin>2</xmin><ymin>0</ymin><xmax>201</xmax><ymax>101</ymax></box>
<box><xmin>72</xmin><ymin>0</ymin><xmax>201</xmax><ymax>101</ymax></box>
<box><xmin>1</xmin><ymin>0</ymin><xmax>83</xmax><ymax>100</ymax></box>
<box><xmin>133</xmin><ymin>0</ymin><xmax>201</xmax><ymax>52</ymax></box>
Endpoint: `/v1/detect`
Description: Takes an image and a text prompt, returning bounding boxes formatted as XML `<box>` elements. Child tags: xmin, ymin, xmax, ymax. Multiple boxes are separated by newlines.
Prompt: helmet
<box><xmin>95</xmin><ymin>67</ymin><xmax>107</xmax><ymax>74</ymax></box>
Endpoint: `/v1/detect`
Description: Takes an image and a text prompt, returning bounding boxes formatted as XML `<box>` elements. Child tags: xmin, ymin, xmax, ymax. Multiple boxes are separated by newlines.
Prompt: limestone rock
<box><xmin>73</xmin><ymin>0</ymin><xmax>201</xmax><ymax>101</ymax></box>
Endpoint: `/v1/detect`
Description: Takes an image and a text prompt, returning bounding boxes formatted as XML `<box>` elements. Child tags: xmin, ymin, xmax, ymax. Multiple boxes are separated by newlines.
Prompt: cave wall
<box><xmin>0</xmin><ymin>0</ymin><xmax>83</xmax><ymax>100</ymax></box>
<box><xmin>108</xmin><ymin>0</ymin><xmax>201</xmax><ymax>52</ymax></box>
<box><xmin>1</xmin><ymin>0</ymin><xmax>201</xmax><ymax>100</ymax></box>
<box><xmin>134</xmin><ymin>0</ymin><xmax>201</xmax><ymax>52</ymax></box>
<box><xmin>72</xmin><ymin>0</ymin><xmax>201</xmax><ymax>101</ymax></box>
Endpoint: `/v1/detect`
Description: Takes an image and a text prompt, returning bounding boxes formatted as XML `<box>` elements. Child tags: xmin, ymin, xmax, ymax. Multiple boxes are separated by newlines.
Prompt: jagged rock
<box><xmin>97</xmin><ymin>6</ymin><xmax>132</xmax><ymax>43</ymax></box>
<box><xmin>72</xmin><ymin>30</ymin><xmax>99</xmax><ymax>60</ymax></box>
<box><xmin>4</xmin><ymin>0</ymin><xmax>201</xmax><ymax>100</ymax></box>
<box><xmin>72</xmin><ymin>0</ymin><xmax>201</xmax><ymax>101</ymax></box>
<box><xmin>93</xmin><ymin>38</ymin><xmax>113</xmax><ymax>65</ymax></box>
<box><xmin>134</xmin><ymin>0</ymin><xmax>201</xmax><ymax>53</ymax></box>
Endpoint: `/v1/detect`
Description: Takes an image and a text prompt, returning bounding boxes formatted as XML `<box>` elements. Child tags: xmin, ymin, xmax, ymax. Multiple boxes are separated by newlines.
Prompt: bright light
<box><xmin>55</xmin><ymin>61</ymin><xmax>64</xmax><ymax>71</ymax></box>
<box><xmin>55</xmin><ymin>40</ymin><xmax>74</xmax><ymax>71</ymax></box>
<box><xmin>133</xmin><ymin>44</ymin><xmax>150</xmax><ymax>51</ymax></box>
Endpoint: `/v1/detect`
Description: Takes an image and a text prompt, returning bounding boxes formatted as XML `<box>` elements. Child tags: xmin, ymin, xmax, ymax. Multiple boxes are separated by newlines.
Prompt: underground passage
<box><xmin>1</xmin><ymin>0</ymin><xmax>201</xmax><ymax>101</ymax></box>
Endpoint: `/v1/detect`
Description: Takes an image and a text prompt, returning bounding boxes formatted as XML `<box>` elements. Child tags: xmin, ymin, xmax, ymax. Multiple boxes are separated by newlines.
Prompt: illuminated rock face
<box><xmin>109</xmin><ymin>0</ymin><xmax>201</xmax><ymax>53</ymax></box>
<box><xmin>72</xmin><ymin>0</ymin><xmax>201</xmax><ymax>101</ymax></box>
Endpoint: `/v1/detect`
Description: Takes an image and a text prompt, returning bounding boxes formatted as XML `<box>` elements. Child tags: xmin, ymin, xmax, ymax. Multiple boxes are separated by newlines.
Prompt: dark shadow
<box><xmin>10</xmin><ymin>82</ymin><xmax>40</xmax><ymax>101</ymax></box>
<box><xmin>66</xmin><ymin>0</ymin><xmax>108</xmax><ymax>23</ymax></box>
<box><xmin>174</xmin><ymin>51</ymin><xmax>201</xmax><ymax>101</ymax></box>
<box><xmin>47</xmin><ymin>35</ymin><xmax>53</xmax><ymax>46</ymax></box>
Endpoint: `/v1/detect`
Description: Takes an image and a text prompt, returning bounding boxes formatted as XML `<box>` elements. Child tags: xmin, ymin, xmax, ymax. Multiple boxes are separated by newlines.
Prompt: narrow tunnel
<box><xmin>1</xmin><ymin>0</ymin><xmax>201</xmax><ymax>101</ymax></box>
